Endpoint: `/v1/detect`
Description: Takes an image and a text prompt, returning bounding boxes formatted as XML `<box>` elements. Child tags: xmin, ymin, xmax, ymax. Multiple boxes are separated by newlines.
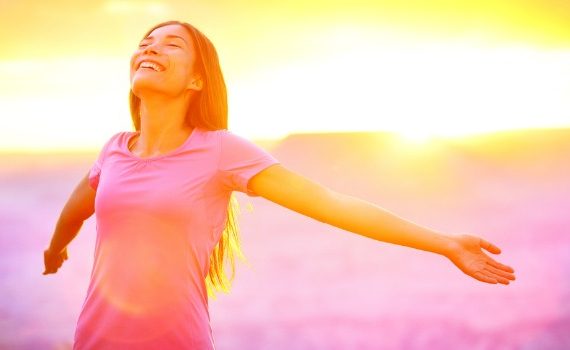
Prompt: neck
<box><xmin>134</xmin><ymin>92</ymin><xmax>194</xmax><ymax>155</ymax></box>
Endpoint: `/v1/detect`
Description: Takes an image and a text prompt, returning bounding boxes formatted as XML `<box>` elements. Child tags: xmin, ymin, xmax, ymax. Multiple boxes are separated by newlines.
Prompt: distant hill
<box><xmin>269</xmin><ymin>128</ymin><xmax>570</xmax><ymax>187</ymax></box>
<box><xmin>271</xmin><ymin>127</ymin><xmax>570</xmax><ymax>168</ymax></box>
<box><xmin>266</xmin><ymin>128</ymin><xmax>570</xmax><ymax>236</ymax></box>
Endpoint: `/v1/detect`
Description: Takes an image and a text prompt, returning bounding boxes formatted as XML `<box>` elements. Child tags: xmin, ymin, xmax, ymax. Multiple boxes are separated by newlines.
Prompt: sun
<box><xmin>398</xmin><ymin>130</ymin><xmax>435</xmax><ymax>144</ymax></box>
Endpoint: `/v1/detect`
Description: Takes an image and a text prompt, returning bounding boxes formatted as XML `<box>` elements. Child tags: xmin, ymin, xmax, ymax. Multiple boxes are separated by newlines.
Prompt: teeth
<box><xmin>139</xmin><ymin>61</ymin><xmax>163</xmax><ymax>71</ymax></box>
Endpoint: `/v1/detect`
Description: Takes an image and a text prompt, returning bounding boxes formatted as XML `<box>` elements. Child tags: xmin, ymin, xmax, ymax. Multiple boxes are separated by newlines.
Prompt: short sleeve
<box><xmin>218</xmin><ymin>130</ymin><xmax>280</xmax><ymax>197</ymax></box>
<box><xmin>88</xmin><ymin>132</ymin><xmax>122</xmax><ymax>191</ymax></box>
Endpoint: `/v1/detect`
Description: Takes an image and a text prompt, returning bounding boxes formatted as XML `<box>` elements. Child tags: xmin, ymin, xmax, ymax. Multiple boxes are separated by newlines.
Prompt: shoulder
<box><xmin>215</xmin><ymin>129</ymin><xmax>257</xmax><ymax>147</ymax></box>
<box><xmin>193</xmin><ymin>128</ymin><xmax>255</xmax><ymax>150</ymax></box>
<box><xmin>112</xmin><ymin>131</ymin><xmax>129</xmax><ymax>142</ymax></box>
<box><xmin>102</xmin><ymin>130</ymin><xmax>130</xmax><ymax>143</ymax></box>
<box><xmin>108</xmin><ymin>131</ymin><xmax>130</xmax><ymax>147</ymax></box>
<box><xmin>216</xmin><ymin>129</ymin><xmax>278</xmax><ymax>167</ymax></box>
<box><xmin>96</xmin><ymin>131</ymin><xmax>132</xmax><ymax>155</ymax></box>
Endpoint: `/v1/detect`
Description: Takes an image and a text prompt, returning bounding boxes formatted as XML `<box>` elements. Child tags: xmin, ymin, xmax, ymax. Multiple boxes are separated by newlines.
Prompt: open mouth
<box><xmin>138</xmin><ymin>61</ymin><xmax>165</xmax><ymax>72</ymax></box>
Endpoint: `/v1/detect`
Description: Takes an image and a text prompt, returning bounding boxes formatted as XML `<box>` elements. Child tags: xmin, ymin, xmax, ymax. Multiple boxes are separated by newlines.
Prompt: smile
<box><xmin>138</xmin><ymin>61</ymin><xmax>165</xmax><ymax>72</ymax></box>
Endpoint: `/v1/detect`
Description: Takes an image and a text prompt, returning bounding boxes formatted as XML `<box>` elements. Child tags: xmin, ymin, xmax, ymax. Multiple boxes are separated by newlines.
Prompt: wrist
<box><xmin>45</xmin><ymin>246</ymin><xmax>63</xmax><ymax>255</ymax></box>
<box><xmin>435</xmin><ymin>233</ymin><xmax>459</xmax><ymax>258</ymax></box>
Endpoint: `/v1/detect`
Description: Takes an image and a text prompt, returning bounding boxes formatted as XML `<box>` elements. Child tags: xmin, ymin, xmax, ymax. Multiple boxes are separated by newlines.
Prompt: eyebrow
<box><xmin>142</xmin><ymin>34</ymin><xmax>188</xmax><ymax>45</ymax></box>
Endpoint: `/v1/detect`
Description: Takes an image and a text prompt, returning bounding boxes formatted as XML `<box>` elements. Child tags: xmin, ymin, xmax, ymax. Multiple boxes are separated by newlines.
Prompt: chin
<box><xmin>131</xmin><ymin>79</ymin><xmax>171</xmax><ymax>98</ymax></box>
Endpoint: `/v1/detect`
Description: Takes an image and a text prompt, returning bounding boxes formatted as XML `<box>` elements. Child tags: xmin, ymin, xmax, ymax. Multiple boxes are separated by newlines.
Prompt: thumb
<box><xmin>479</xmin><ymin>237</ymin><xmax>501</xmax><ymax>254</ymax></box>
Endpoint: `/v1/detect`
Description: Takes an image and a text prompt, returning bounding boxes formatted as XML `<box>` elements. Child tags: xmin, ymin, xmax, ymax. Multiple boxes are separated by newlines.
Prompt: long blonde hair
<box><xmin>129</xmin><ymin>20</ymin><xmax>246</xmax><ymax>298</ymax></box>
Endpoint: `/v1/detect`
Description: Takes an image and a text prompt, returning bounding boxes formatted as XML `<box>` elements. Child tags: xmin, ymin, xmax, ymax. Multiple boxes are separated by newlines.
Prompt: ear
<box><xmin>187</xmin><ymin>75</ymin><xmax>203</xmax><ymax>91</ymax></box>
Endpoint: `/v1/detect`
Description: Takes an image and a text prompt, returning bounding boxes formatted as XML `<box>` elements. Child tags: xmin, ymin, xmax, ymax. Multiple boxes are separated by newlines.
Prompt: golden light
<box><xmin>0</xmin><ymin>58</ymin><xmax>131</xmax><ymax>153</ymax></box>
<box><xmin>398</xmin><ymin>130</ymin><xmax>434</xmax><ymax>145</ymax></box>
<box><xmin>230</xmin><ymin>31</ymin><xmax>570</xmax><ymax>140</ymax></box>
<box><xmin>0</xmin><ymin>1</ymin><xmax>569</xmax><ymax>151</ymax></box>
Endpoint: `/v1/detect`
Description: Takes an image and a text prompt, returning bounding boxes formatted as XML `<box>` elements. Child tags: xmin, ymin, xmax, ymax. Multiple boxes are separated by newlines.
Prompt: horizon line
<box><xmin>1</xmin><ymin>126</ymin><xmax>568</xmax><ymax>155</ymax></box>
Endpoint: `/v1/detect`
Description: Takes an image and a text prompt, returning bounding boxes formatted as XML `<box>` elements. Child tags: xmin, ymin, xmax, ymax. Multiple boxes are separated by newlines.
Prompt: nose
<box><xmin>142</xmin><ymin>43</ymin><xmax>159</xmax><ymax>55</ymax></box>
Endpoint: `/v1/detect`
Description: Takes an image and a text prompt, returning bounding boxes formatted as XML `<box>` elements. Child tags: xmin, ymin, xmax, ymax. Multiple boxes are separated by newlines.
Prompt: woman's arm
<box><xmin>248</xmin><ymin>164</ymin><xmax>516</xmax><ymax>285</ymax></box>
<box><xmin>43</xmin><ymin>170</ymin><xmax>96</xmax><ymax>275</ymax></box>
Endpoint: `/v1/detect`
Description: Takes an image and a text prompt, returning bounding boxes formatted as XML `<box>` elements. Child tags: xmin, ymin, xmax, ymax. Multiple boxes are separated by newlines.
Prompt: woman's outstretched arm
<box><xmin>248</xmin><ymin>164</ymin><xmax>516</xmax><ymax>285</ymax></box>
<box><xmin>42</xmin><ymin>170</ymin><xmax>96</xmax><ymax>275</ymax></box>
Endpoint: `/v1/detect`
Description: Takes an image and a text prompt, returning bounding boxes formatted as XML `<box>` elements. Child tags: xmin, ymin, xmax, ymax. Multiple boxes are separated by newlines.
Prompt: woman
<box><xmin>43</xmin><ymin>20</ymin><xmax>516</xmax><ymax>349</ymax></box>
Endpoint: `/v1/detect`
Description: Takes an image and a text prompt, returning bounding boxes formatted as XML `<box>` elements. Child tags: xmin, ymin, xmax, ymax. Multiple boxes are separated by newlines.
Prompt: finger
<box><xmin>484</xmin><ymin>264</ymin><xmax>515</xmax><ymax>280</ymax></box>
<box><xmin>486</xmin><ymin>258</ymin><xmax>515</xmax><ymax>274</ymax></box>
<box><xmin>479</xmin><ymin>238</ymin><xmax>501</xmax><ymax>254</ymax></box>
<box><xmin>483</xmin><ymin>269</ymin><xmax>510</xmax><ymax>285</ymax></box>
<box><xmin>473</xmin><ymin>271</ymin><xmax>497</xmax><ymax>284</ymax></box>
<box><xmin>498</xmin><ymin>277</ymin><xmax>510</xmax><ymax>285</ymax></box>
<box><xmin>484</xmin><ymin>265</ymin><xmax>515</xmax><ymax>282</ymax></box>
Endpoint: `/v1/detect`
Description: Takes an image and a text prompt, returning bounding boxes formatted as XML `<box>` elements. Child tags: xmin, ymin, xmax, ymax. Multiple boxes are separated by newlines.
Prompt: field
<box><xmin>1</xmin><ymin>129</ymin><xmax>569</xmax><ymax>349</ymax></box>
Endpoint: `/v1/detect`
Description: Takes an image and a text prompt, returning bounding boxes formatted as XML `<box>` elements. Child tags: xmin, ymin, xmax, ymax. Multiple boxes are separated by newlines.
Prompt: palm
<box><xmin>447</xmin><ymin>234</ymin><xmax>515</xmax><ymax>285</ymax></box>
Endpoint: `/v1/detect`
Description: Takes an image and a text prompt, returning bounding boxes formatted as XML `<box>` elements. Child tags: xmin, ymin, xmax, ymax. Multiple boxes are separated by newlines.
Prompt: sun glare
<box><xmin>231</xmin><ymin>32</ymin><xmax>570</xmax><ymax>141</ymax></box>
<box><xmin>398</xmin><ymin>130</ymin><xmax>434</xmax><ymax>144</ymax></box>
<box><xmin>1</xmin><ymin>4</ymin><xmax>570</xmax><ymax>151</ymax></box>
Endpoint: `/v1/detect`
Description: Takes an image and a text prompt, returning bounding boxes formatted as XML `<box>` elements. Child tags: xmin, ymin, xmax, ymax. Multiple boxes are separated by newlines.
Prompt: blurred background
<box><xmin>1</xmin><ymin>0</ymin><xmax>569</xmax><ymax>349</ymax></box>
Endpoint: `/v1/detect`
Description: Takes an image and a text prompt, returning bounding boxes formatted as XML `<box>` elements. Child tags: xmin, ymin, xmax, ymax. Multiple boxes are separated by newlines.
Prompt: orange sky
<box><xmin>1</xmin><ymin>0</ymin><xmax>569</xmax><ymax>152</ymax></box>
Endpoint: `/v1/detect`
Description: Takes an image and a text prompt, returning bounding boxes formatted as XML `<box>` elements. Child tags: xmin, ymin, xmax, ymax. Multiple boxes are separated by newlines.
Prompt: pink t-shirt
<box><xmin>73</xmin><ymin>127</ymin><xmax>279</xmax><ymax>350</ymax></box>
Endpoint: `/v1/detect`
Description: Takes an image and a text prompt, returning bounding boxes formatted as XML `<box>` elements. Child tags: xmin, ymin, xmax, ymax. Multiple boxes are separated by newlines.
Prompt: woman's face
<box><xmin>130</xmin><ymin>24</ymin><xmax>201</xmax><ymax>98</ymax></box>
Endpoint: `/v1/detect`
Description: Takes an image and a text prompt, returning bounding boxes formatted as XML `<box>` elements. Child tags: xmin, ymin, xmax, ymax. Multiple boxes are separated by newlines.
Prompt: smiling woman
<box><xmin>131</xmin><ymin>25</ymin><xmax>203</xmax><ymax>100</ymax></box>
<box><xmin>43</xmin><ymin>20</ymin><xmax>516</xmax><ymax>350</ymax></box>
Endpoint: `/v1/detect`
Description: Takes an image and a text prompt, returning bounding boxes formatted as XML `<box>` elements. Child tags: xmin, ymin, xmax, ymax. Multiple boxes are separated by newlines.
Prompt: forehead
<box><xmin>144</xmin><ymin>24</ymin><xmax>191</xmax><ymax>42</ymax></box>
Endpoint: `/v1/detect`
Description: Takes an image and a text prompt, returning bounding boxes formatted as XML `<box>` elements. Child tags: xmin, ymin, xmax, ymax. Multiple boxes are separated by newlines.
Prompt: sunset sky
<box><xmin>1</xmin><ymin>0</ymin><xmax>569</xmax><ymax>152</ymax></box>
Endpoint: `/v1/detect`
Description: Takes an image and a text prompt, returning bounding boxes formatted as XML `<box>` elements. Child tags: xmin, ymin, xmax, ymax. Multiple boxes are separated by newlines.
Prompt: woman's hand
<box><xmin>43</xmin><ymin>247</ymin><xmax>68</xmax><ymax>275</ymax></box>
<box><xmin>445</xmin><ymin>234</ymin><xmax>516</xmax><ymax>285</ymax></box>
